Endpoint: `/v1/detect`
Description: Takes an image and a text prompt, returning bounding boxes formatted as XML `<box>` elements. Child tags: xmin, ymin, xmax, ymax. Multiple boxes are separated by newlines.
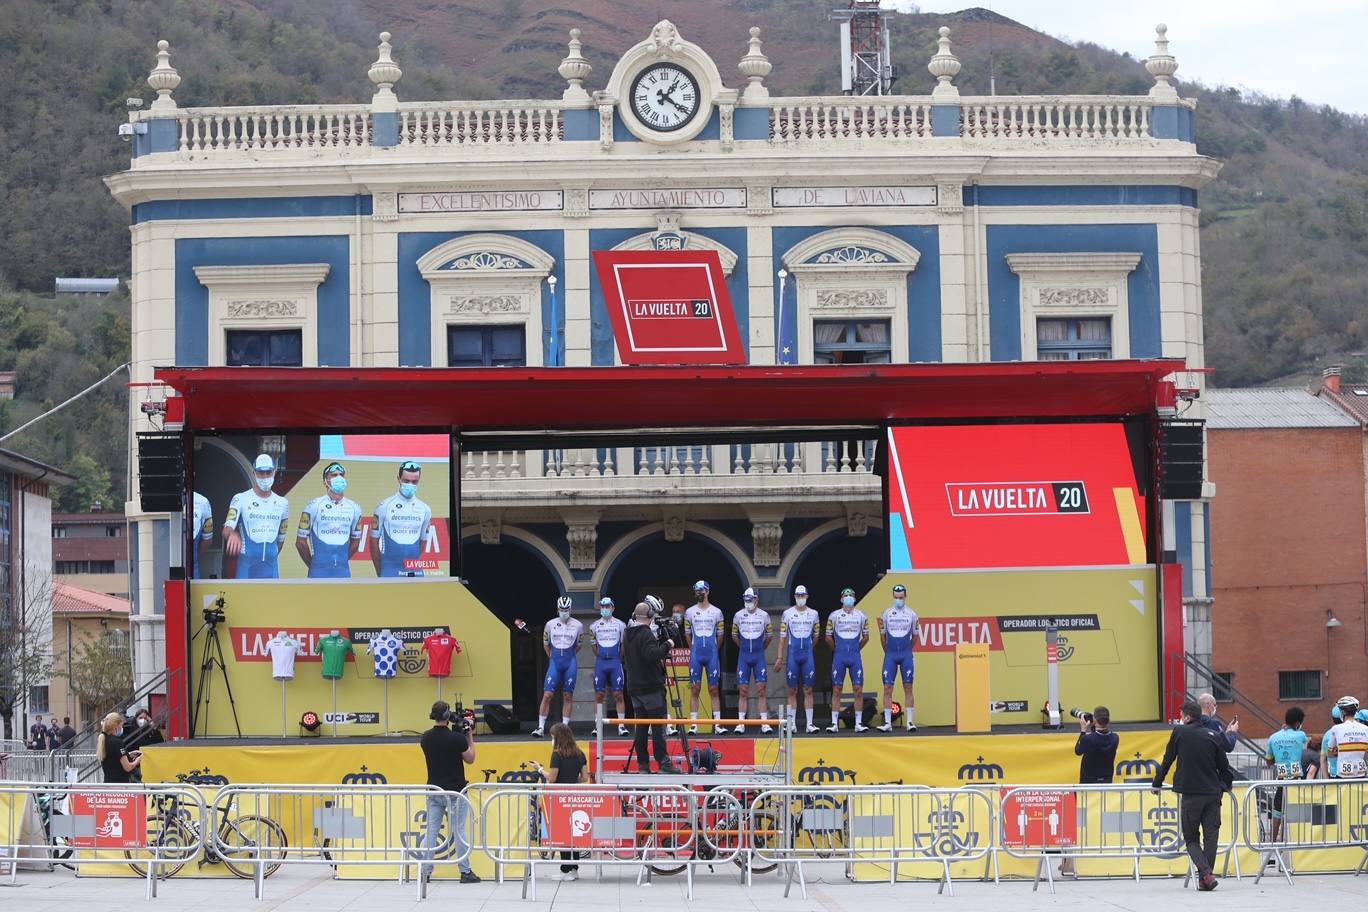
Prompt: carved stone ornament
<box><xmin>719</xmin><ymin>103</ymin><xmax>735</xmax><ymax>152</ymax></box>
<box><xmin>225</xmin><ymin>300</ymin><xmax>299</xmax><ymax>318</ymax></box>
<box><xmin>564</xmin><ymin>188</ymin><xmax>589</xmax><ymax>218</ymax></box>
<box><xmin>447</xmin><ymin>294</ymin><xmax>526</xmax><ymax>315</ymax></box>
<box><xmin>479</xmin><ymin>516</ymin><xmax>501</xmax><ymax>545</ymax></box>
<box><xmin>567</xmin><ymin>522</ymin><xmax>599</xmax><ymax>570</ymax></box>
<box><xmin>447</xmin><ymin>251</ymin><xmax>526</xmax><ymax>271</ymax></box>
<box><xmin>847</xmin><ymin>510</ymin><xmax>870</xmax><ymax>538</ymax></box>
<box><xmin>815</xmin><ymin>288</ymin><xmax>890</xmax><ymax>310</ymax></box>
<box><xmin>649</xmin><ymin>19</ymin><xmax>686</xmax><ymax>58</ymax></box>
<box><xmin>746</xmin><ymin>183</ymin><xmax>773</xmax><ymax>216</ymax></box>
<box><xmin>663</xmin><ymin>513</ymin><xmax>685</xmax><ymax>542</ymax></box>
<box><xmin>935</xmin><ymin>182</ymin><xmax>962</xmax><ymax>215</ymax></box>
<box><xmin>1040</xmin><ymin>287</ymin><xmax>1110</xmax><ymax>307</ymax></box>
<box><xmin>372</xmin><ymin>191</ymin><xmax>398</xmax><ymax>222</ymax></box>
<box><xmin>598</xmin><ymin>101</ymin><xmax>615</xmax><ymax>151</ymax></box>
<box><xmin>814</xmin><ymin>246</ymin><xmax>890</xmax><ymax>265</ymax></box>
<box><xmin>752</xmin><ymin>520</ymin><xmax>782</xmax><ymax>568</ymax></box>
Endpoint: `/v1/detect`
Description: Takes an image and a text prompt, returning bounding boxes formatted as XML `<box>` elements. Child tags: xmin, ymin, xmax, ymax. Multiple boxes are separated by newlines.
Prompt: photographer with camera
<box><xmin>419</xmin><ymin>701</ymin><xmax>481</xmax><ymax>884</ymax></box>
<box><xmin>623</xmin><ymin>601</ymin><xmax>679</xmax><ymax>773</ymax></box>
<box><xmin>1074</xmin><ymin>706</ymin><xmax>1118</xmax><ymax>783</ymax></box>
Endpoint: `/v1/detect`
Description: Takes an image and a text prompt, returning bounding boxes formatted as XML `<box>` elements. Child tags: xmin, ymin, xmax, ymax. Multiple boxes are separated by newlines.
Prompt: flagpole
<box><xmin>776</xmin><ymin>268</ymin><xmax>788</xmax><ymax>364</ymax></box>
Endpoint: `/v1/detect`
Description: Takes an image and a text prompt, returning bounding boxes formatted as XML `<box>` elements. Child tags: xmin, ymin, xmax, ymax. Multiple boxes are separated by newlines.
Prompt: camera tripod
<box><xmin>192</xmin><ymin>617</ymin><xmax>242</xmax><ymax>737</ymax></box>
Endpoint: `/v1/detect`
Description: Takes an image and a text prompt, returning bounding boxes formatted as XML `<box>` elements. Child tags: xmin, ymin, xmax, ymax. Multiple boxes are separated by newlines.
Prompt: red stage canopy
<box><xmin>155</xmin><ymin>360</ymin><xmax>1184</xmax><ymax>433</ymax></box>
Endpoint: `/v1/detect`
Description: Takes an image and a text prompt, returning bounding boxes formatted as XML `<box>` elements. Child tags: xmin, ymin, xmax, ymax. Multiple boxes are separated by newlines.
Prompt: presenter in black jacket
<box><xmin>1152</xmin><ymin>699</ymin><xmax>1233</xmax><ymax>892</ymax></box>
<box><xmin>622</xmin><ymin>602</ymin><xmax>679</xmax><ymax>773</ymax></box>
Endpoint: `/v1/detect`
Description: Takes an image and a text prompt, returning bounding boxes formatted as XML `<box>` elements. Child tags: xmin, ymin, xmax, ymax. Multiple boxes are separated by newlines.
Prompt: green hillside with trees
<box><xmin>2</xmin><ymin>0</ymin><xmax>1366</xmax><ymax>505</ymax></box>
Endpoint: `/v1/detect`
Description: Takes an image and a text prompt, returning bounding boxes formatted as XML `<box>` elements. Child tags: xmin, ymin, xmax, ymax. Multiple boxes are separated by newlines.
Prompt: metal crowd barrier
<box><xmin>474</xmin><ymin>783</ymin><xmax>720</xmax><ymax>900</ymax></box>
<box><xmin>0</xmin><ymin>749</ymin><xmax>99</xmax><ymax>783</ymax></box>
<box><xmin>996</xmin><ymin>783</ymin><xmax>1244</xmax><ymax>894</ymax></box>
<box><xmin>0</xmin><ymin>781</ymin><xmax>207</xmax><ymax>899</ymax></box>
<box><xmin>208</xmin><ymin>783</ymin><xmax>450</xmax><ymax>900</ymax></box>
<box><xmin>746</xmin><ymin>785</ymin><xmax>992</xmax><ymax>898</ymax></box>
<box><xmin>1241</xmin><ymin>778</ymin><xmax>1368</xmax><ymax>884</ymax></box>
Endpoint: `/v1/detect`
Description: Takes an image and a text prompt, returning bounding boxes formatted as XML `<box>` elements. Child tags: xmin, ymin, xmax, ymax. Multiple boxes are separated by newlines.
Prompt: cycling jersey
<box><xmin>1266</xmin><ymin>727</ymin><xmax>1310</xmax><ymax>780</ymax></box>
<box><xmin>590</xmin><ymin>617</ymin><xmax>627</xmax><ymax>693</ymax></box>
<box><xmin>298</xmin><ymin>494</ymin><xmax>364</xmax><ymax>579</ymax></box>
<box><xmin>223</xmin><ymin>489</ymin><xmax>290</xmax><ymax>579</ymax></box>
<box><xmin>879</xmin><ymin>604</ymin><xmax>919</xmax><ymax>686</ymax></box>
<box><xmin>422</xmin><ymin>634</ymin><xmax>459</xmax><ymax>677</ymax></box>
<box><xmin>543</xmin><ymin>617</ymin><xmax>583</xmax><ymax>693</ymax></box>
<box><xmin>686</xmin><ymin>603</ymin><xmax>725</xmax><ymax>686</ymax></box>
<box><xmin>371</xmin><ymin>492</ymin><xmax>433</xmax><ymax>577</ymax></box>
<box><xmin>1324</xmin><ymin>719</ymin><xmax>1368</xmax><ymax>778</ymax></box>
<box><xmin>781</xmin><ymin>607</ymin><xmax>819</xmax><ymax>689</ymax></box>
<box><xmin>316</xmin><ymin>633</ymin><xmax>353</xmax><ymax>680</ymax></box>
<box><xmin>827</xmin><ymin>609</ymin><xmax>868</xmax><ymax>688</ymax></box>
<box><xmin>733</xmin><ymin>608</ymin><xmax>772</xmax><ymax>685</ymax></box>
<box><xmin>266</xmin><ymin>635</ymin><xmax>303</xmax><ymax>680</ymax></box>
<box><xmin>367</xmin><ymin>632</ymin><xmax>404</xmax><ymax>679</ymax></box>
<box><xmin>192</xmin><ymin>492</ymin><xmax>213</xmax><ymax>579</ymax></box>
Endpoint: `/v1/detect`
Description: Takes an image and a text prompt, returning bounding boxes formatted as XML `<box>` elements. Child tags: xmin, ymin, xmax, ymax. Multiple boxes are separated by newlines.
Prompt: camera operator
<box><xmin>419</xmin><ymin>701</ymin><xmax>481</xmax><ymax>884</ymax></box>
<box><xmin>1075</xmin><ymin>706</ymin><xmax>1118</xmax><ymax>784</ymax></box>
<box><xmin>623</xmin><ymin>602</ymin><xmax>679</xmax><ymax>774</ymax></box>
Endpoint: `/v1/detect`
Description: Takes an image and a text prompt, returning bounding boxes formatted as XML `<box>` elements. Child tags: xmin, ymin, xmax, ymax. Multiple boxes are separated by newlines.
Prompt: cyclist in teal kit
<box><xmin>296</xmin><ymin>462</ymin><xmax>364</xmax><ymax>578</ymax></box>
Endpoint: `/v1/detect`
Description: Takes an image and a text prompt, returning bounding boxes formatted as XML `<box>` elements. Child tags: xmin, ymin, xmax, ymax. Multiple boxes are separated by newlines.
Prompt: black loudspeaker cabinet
<box><xmin>483</xmin><ymin>703</ymin><xmax>520</xmax><ymax>735</ymax></box>
<box><xmin>1158</xmin><ymin>419</ymin><xmax>1204</xmax><ymax>501</ymax></box>
<box><xmin>137</xmin><ymin>432</ymin><xmax>184</xmax><ymax>512</ymax></box>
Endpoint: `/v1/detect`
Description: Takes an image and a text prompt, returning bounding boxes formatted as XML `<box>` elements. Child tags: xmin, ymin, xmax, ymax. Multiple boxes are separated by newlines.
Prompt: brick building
<box><xmin>1206</xmin><ymin>388</ymin><xmax>1368</xmax><ymax>736</ymax></box>
<box><xmin>52</xmin><ymin>509</ymin><xmax>130</xmax><ymax>599</ymax></box>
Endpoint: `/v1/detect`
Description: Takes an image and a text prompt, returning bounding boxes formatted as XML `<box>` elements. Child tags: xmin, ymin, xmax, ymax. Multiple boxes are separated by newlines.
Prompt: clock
<box><xmin>629</xmin><ymin>63</ymin><xmax>701</xmax><ymax>133</ymax></box>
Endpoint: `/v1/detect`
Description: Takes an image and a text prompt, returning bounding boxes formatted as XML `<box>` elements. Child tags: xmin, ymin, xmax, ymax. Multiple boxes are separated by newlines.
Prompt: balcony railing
<box><xmin>397</xmin><ymin>101</ymin><xmax>564</xmax><ymax>147</ymax></box>
<box><xmin>959</xmin><ymin>96</ymin><xmax>1156</xmax><ymax>142</ymax></box>
<box><xmin>460</xmin><ymin>441</ymin><xmax>878</xmax><ymax>496</ymax></box>
<box><xmin>176</xmin><ymin>104</ymin><xmax>373</xmax><ymax>152</ymax></box>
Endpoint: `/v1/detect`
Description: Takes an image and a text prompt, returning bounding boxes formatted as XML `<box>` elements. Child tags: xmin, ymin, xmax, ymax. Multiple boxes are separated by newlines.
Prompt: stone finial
<box><xmin>369</xmin><ymin>31</ymin><xmax>403</xmax><ymax>110</ymax></box>
<box><xmin>927</xmin><ymin>26</ymin><xmax>961</xmax><ymax>100</ymax></box>
<box><xmin>1145</xmin><ymin>23</ymin><xmax>1180</xmax><ymax>100</ymax></box>
<box><xmin>146</xmin><ymin>40</ymin><xmax>181</xmax><ymax>112</ymax></box>
<box><xmin>559</xmin><ymin>28</ymin><xmax>593</xmax><ymax>102</ymax></box>
<box><xmin>738</xmin><ymin>26</ymin><xmax>772</xmax><ymax>101</ymax></box>
<box><xmin>649</xmin><ymin>19</ymin><xmax>685</xmax><ymax>57</ymax></box>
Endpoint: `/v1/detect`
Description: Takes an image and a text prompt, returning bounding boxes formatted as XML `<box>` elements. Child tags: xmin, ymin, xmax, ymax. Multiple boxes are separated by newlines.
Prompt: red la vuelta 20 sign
<box><xmin>593</xmin><ymin>250</ymin><xmax>745</xmax><ymax>365</ymax></box>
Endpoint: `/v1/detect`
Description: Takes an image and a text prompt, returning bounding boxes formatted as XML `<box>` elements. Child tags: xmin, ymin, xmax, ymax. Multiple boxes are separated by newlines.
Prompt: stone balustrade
<box><xmin>174</xmin><ymin>105</ymin><xmax>373</xmax><ymax>152</ymax></box>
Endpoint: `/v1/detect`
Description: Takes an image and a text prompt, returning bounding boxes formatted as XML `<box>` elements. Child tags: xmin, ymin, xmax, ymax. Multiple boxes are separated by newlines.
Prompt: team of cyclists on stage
<box><xmin>532</xmin><ymin>579</ymin><xmax>920</xmax><ymax>738</ymax></box>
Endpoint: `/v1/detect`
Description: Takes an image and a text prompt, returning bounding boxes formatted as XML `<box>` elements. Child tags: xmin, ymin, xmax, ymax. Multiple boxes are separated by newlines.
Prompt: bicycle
<box><xmin>34</xmin><ymin>789</ymin><xmax>75</xmax><ymax>870</ymax></box>
<box><xmin>128</xmin><ymin>791</ymin><xmax>287</xmax><ymax>880</ymax></box>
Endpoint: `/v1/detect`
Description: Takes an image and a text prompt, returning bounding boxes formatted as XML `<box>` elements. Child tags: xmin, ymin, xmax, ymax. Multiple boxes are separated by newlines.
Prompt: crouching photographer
<box><xmin>623</xmin><ymin>601</ymin><xmax>679</xmax><ymax>773</ymax></box>
<box><xmin>419</xmin><ymin>701</ymin><xmax>480</xmax><ymax>883</ymax></box>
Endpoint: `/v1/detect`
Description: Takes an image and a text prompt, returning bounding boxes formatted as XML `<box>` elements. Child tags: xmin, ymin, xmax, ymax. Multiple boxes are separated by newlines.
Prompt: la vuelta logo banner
<box><xmin>593</xmin><ymin>249</ymin><xmax>745</xmax><ymax>364</ymax></box>
<box><xmin>887</xmin><ymin>423</ymin><xmax>1147</xmax><ymax>570</ymax></box>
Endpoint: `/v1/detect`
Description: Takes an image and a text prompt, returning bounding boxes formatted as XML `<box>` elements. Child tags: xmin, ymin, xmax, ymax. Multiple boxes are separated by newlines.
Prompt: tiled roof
<box><xmin>51</xmin><ymin>582</ymin><xmax>131</xmax><ymax>616</ymax></box>
<box><xmin>1317</xmin><ymin>384</ymin><xmax>1368</xmax><ymax>426</ymax></box>
<box><xmin>1205</xmin><ymin>388</ymin><xmax>1361</xmax><ymax>429</ymax></box>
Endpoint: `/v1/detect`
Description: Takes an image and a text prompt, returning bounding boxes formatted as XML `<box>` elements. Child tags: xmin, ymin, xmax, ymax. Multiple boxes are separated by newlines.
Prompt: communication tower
<box><xmin>832</xmin><ymin>1</ymin><xmax>896</xmax><ymax>96</ymax></box>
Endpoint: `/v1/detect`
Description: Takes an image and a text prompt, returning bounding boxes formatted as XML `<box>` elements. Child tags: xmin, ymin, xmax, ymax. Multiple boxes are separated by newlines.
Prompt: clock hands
<box><xmin>661</xmin><ymin>95</ymin><xmax>691</xmax><ymax>115</ymax></box>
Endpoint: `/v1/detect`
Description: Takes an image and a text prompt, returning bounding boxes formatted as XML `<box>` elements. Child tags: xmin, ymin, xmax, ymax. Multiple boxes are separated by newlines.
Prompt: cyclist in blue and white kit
<box><xmin>191</xmin><ymin>491</ymin><xmax>213</xmax><ymax>579</ymax></box>
<box><xmin>684</xmin><ymin>580</ymin><xmax>726</xmax><ymax>734</ymax></box>
<box><xmin>221</xmin><ymin>454</ymin><xmax>290</xmax><ymax>579</ymax></box>
<box><xmin>591</xmin><ymin>597</ymin><xmax>630</xmax><ymax>737</ymax></box>
<box><xmin>370</xmin><ymin>461</ymin><xmax>433</xmax><ymax>578</ymax></box>
<box><xmin>877</xmin><ymin>583</ymin><xmax>919</xmax><ymax>732</ymax></box>
<box><xmin>731</xmin><ymin>588</ymin><xmax>773</xmax><ymax>734</ymax></box>
<box><xmin>825</xmin><ymin>587</ymin><xmax>870</xmax><ymax>733</ymax></box>
<box><xmin>778</xmin><ymin>586</ymin><xmax>822</xmax><ymax>733</ymax></box>
<box><xmin>535</xmin><ymin>596</ymin><xmax>583</xmax><ymax>738</ymax></box>
<box><xmin>295</xmin><ymin>462</ymin><xmax>365</xmax><ymax>579</ymax></box>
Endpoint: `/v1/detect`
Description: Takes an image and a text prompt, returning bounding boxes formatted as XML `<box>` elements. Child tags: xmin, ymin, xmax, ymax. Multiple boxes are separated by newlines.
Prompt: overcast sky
<box><xmin>897</xmin><ymin>1</ymin><xmax>1368</xmax><ymax>114</ymax></box>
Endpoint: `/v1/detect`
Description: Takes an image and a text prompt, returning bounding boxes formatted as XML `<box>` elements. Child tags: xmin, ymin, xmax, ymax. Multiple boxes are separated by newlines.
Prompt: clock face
<box><xmin>629</xmin><ymin>64</ymin><xmax>701</xmax><ymax>133</ymax></box>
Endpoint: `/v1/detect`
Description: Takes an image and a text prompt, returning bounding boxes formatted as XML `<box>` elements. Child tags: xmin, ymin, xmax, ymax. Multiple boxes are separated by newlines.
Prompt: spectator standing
<box><xmin>96</xmin><ymin>713</ymin><xmax>141</xmax><ymax>783</ymax></box>
<box><xmin>535</xmin><ymin>723</ymin><xmax>590</xmax><ymax>882</ymax></box>
<box><xmin>28</xmin><ymin>715</ymin><xmax>49</xmax><ymax>750</ymax></box>
<box><xmin>1197</xmin><ymin>693</ymin><xmax>1238</xmax><ymax>752</ymax></box>
<box><xmin>56</xmin><ymin>717</ymin><xmax>77</xmax><ymax>749</ymax></box>
<box><xmin>1152</xmin><ymin>699</ymin><xmax>1233</xmax><ymax>891</ymax></box>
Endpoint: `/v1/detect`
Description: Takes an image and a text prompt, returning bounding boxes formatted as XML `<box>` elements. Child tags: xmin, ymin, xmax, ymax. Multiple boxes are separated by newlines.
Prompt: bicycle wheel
<box><xmin>740</xmin><ymin>805</ymin><xmax>781</xmax><ymax>875</ymax></box>
<box><xmin>127</xmin><ymin>814</ymin><xmax>195</xmax><ymax>879</ymax></box>
<box><xmin>628</xmin><ymin>801</ymin><xmax>689</xmax><ymax>876</ymax></box>
<box><xmin>218</xmin><ymin>814</ymin><xmax>288</xmax><ymax>879</ymax></box>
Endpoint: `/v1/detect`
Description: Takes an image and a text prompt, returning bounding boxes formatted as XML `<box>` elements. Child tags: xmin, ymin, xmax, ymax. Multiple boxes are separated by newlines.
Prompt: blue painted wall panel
<box><xmin>1174</xmin><ymin>500</ymin><xmax>1193</xmax><ymax>598</ymax></box>
<box><xmin>985</xmin><ymin>224</ymin><xmax>1161</xmax><ymax>361</ymax></box>
<box><xmin>136</xmin><ymin>196</ymin><xmax>372</xmax><ymax>223</ymax></box>
<box><xmin>175</xmin><ymin>235</ymin><xmax>352</xmax><ymax>366</ymax></box>
<box><xmin>964</xmin><ymin>185</ymin><xmax>1197</xmax><ymax>208</ymax></box>
<box><xmin>771</xmin><ymin>225</ymin><xmax>942</xmax><ymax>363</ymax></box>
<box><xmin>396</xmin><ymin>230</ymin><xmax>565</xmax><ymax>367</ymax></box>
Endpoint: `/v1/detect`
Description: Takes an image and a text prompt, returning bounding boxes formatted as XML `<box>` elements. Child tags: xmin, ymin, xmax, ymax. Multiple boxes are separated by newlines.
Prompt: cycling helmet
<box><xmin>891</xmin><ymin>584</ymin><xmax>907</xmax><ymax>595</ymax></box>
<box><xmin>742</xmin><ymin>587</ymin><xmax>758</xmax><ymax>601</ymax></box>
<box><xmin>841</xmin><ymin>587</ymin><xmax>857</xmax><ymax>598</ymax></box>
<box><xmin>794</xmin><ymin>584</ymin><xmax>809</xmax><ymax>596</ymax></box>
<box><xmin>644</xmin><ymin>594</ymin><xmax>665</xmax><ymax>616</ymax></box>
<box><xmin>555</xmin><ymin>596</ymin><xmax>573</xmax><ymax>611</ymax></box>
<box><xmin>599</xmin><ymin>597</ymin><xmax>615</xmax><ymax>608</ymax></box>
<box><xmin>694</xmin><ymin>580</ymin><xmax>711</xmax><ymax>593</ymax></box>
<box><xmin>1335</xmin><ymin>695</ymin><xmax>1361</xmax><ymax>712</ymax></box>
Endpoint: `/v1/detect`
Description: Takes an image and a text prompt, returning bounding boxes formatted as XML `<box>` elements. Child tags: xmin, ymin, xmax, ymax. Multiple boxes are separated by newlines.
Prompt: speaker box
<box><xmin>483</xmin><ymin>703</ymin><xmax>520</xmax><ymax>735</ymax></box>
<box><xmin>137</xmin><ymin>433</ymin><xmax>184</xmax><ymax>512</ymax></box>
<box><xmin>1158</xmin><ymin>420</ymin><xmax>1204</xmax><ymax>500</ymax></box>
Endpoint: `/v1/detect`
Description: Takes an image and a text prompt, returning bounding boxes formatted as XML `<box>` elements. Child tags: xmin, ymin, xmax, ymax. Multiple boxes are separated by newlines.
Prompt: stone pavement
<box><xmin>1</xmin><ymin>863</ymin><xmax>1363</xmax><ymax>912</ymax></box>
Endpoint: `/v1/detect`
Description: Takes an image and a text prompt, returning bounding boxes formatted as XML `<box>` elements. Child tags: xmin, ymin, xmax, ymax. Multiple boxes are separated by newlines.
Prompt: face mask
<box><xmin>137</xmin><ymin>718</ymin><xmax>148</xmax><ymax>727</ymax></box>
<box><xmin>673</xmin><ymin>611</ymin><xmax>684</xmax><ymax>621</ymax></box>
<box><xmin>558</xmin><ymin>609</ymin><xmax>571</xmax><ymax>620</ymax></box>
<box><xmin>745</xmin><ymin>601</ymin><xmax>757</xmax><ymax>611</ymax></box>
<box><xmin>894</xmin><ymin>598</ymin><xmax>906</xmax><ymax>609</ymax></box>
<box><xmin>328</xmin><ymin>476</ymin><xmax>348</xmax><ymax>494</ymax></box>
<box><xmin>399</xmin><ymin>482</ymin><xmax>418</xmax><ymax>498</ymax></box>
<box><xmin>795</xmin><ymin>597</ymin><xmax>807</xmax><ymax>607</ymax></box>
<box><xmin>600</xmin><ymin>608</ymin><xmax>613</xmax><ymax>619</ymax></box>
<box><xmin>842</xmin><ymin>597</ymin><xmax>856</xmax><ymax>608</ymax></box>
<box><xmin>256</xmin><ymin>475</ymin><xmax>275</xmax><ymax>493</ymax></box>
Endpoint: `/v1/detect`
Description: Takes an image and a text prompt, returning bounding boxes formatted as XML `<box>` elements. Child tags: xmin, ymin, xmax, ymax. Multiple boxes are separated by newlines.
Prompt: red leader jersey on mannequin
<box><xmin>421</xmin><ymin>633</ymin><xmax>460</xmax><ymax>677</ymax></box>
